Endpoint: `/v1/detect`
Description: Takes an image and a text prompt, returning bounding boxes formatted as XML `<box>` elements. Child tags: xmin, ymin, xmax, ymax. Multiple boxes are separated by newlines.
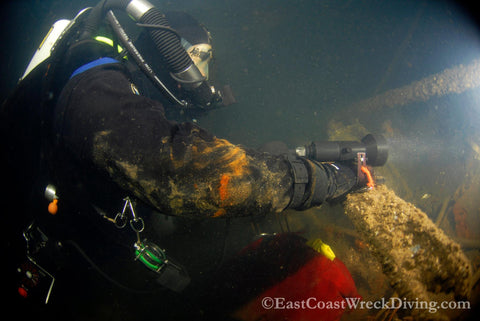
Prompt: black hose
<box><xmin>136</xmin><ymin>23</ymin><xmax>182</xmax><ymax>39</ymax></box>
<box><xmin>139</xmin><ymin>7</ymin><xmax>192</xmax><ymax>74</ymax></box>
<box><xmin>133</xmin><ymin>3</ymin><xmax>216</xmax><ymax>108</ymax></box>
<box><xmin>82</xmin><ymin>0</ymin><xmax>191</xmax><ymax>74</ymax></box>
<box><xmin>81</xmin><ymin>0</ymin><xmax>215</xmax><ymax>108</ymax></box>
<box><xmin>106</xmin><ymin>11</ymin><xmax>187</xmax><ymax>107</ymax></box>
<box><xmin>80</xmin><ymin>0</ymin><xmax>130</xmax><ymax>40</ymax></box>
<box><xmin>65</xmin><ymin>239</ymin><xmax>158</xmax><ymax>294</ymax></box>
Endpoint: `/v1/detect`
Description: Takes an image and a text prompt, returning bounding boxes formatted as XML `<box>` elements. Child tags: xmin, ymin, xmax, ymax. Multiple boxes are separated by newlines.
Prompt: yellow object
<box><xmin>94</xmin><ymin>36</ymin><xmax>125</xmax><ymax>56</ymax></box>
<box><xmin>307</xmin><ymin>239</ymin><xmax>336</xmax><ymax>261</ymax></box>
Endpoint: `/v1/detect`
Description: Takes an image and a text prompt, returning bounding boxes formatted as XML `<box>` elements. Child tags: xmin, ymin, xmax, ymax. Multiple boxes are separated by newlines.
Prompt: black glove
<box><xmin>286</xmin><ymin>156</ymin><xmax>357</xmax><ymax>210</ymax></box>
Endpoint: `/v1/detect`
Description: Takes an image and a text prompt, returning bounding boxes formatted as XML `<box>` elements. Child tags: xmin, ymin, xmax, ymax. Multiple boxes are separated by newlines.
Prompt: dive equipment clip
<box><xmin>114</xmin><ymin>197</ymin><xmax>145</xmax><ymax>235</ymax></box>
<box><xmin>106</xmin><ymin>197</ymin><xmax>190</xmax><ymax>292</ymax></box>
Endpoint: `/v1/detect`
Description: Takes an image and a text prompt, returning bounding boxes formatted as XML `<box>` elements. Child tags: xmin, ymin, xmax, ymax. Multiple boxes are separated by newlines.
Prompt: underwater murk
<box><xmin>199</xmin><ymin>0</ymin><xmax>480</xmax><ymax>320</ymax></box>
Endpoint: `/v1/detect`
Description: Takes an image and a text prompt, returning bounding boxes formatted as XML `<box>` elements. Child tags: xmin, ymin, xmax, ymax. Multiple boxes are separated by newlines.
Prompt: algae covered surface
<box><xmin>345</xmin><ymin>185</ymin><xmax>472</xmax><ymax>320</ymax></box>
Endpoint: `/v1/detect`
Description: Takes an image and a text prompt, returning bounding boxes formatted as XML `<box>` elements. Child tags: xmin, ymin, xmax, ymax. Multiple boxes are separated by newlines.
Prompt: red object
<box><xmin>18</xmin><ymin>286</ymin><xmax>28</xmax><ymax>298</ymax></box>
<box><xmin>233</xmin><ymin>242</ymin><xmax>360</xmax><ymax>321</ymax></box>
<box><xmin>361</xmin><ymin>165</ymin><xmax>375</xmax><ymax>188</ymax></box>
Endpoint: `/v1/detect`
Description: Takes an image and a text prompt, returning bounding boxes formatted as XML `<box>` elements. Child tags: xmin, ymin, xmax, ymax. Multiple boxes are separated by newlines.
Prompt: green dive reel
<box><xmin>133</xmin><ymin>239</ymin><xmax>190</xmax><ymax>292</ymax></box>
<box><xmin>134</xmin><ymin>241</ymin><xmax>167</xmax><ymax>272</ymax></box>
<box><xmin>111</xmin><ymin>197</ymin><xmax>191</xmax><ymax>292</ymax></box>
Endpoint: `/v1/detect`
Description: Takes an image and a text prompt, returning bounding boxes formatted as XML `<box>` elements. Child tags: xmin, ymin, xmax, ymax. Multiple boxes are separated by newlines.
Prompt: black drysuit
<box><xmin>54</xmin><ymin>61</ymin><xmax>297</xmax><ymax>218</ymax></box>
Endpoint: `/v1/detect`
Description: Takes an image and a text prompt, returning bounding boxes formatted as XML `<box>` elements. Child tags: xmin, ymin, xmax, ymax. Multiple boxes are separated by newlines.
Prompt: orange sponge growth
<box><xmin>219</xmin><ymin>174</ymin><xmax>231</xmax><ymax>203</ymax></box>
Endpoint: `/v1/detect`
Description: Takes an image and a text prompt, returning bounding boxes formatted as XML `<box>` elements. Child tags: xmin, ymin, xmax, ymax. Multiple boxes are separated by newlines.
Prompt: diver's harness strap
<box><xmin>286</xmin><ymin>156</ymin><xmax>344</xmax><ymax>210</ymax></box>
<box><xmin>69</xmin><ymin>57</ymin><xmax>119</xmax><ymax>79</ymax></box>
<box><xmin>286</xmin><ymin>155</ymin><xmax>310</xmax><ymax>210</ymax></box>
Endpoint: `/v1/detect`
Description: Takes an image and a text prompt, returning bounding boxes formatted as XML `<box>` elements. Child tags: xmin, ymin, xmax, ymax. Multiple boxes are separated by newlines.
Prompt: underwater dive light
<box><xmin>295</xmin><ymin>134</ymin><xmax>388</xmax><ymax>166</ymax></box>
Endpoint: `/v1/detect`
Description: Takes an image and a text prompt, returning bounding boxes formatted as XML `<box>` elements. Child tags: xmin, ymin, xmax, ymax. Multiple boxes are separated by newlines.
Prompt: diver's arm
<box><xmin>54</xmin><ymin>64</ymin><xmax>356</xmax><ymax>217</ymax></box>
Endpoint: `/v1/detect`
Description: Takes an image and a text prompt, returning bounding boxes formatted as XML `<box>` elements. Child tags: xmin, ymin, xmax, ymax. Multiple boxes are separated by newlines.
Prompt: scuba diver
<box><xmin>1</xmin><ymin>0</ymin><xmax>387</xmax><ymax>319</ymax></box>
